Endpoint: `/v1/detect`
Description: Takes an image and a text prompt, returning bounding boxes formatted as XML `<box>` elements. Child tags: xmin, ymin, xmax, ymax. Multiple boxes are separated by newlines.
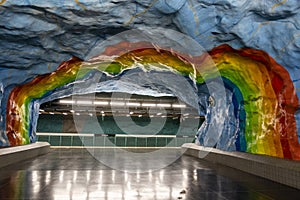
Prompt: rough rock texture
<box><xmin>0</xmin><ymin>0</ymin><xmax>299</xmax><ymax>146</ymax></box>
<box><xmin>0</xmin><ymin>0</ymin><xmax>179</xmax><ymax>144</ymax></box>
<box><xmin>173</xmin><ymin>0</ymin><xmax>300</xmax><ymax>85</ymax></box>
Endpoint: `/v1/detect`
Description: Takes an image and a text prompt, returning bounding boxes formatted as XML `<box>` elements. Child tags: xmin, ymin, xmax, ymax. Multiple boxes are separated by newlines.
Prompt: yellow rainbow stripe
<box><xmin>6</xmin><ymin>43</ymin><xmax>300</xmax><ymax>160</ymax></box>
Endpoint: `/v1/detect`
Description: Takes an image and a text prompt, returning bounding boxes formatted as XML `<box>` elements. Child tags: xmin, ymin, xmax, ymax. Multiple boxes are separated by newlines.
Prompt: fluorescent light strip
<box><xmin>60</xmin><ymin>99</ymin><xmax>187</xmax><ymax>110</ymax></box>
<box><xmin>51</xmin><ymin>146</ymin><xmax>181</xmax><ymax>149</ymax></box>
<box><xmin>37</xmin><ymin>132</ymin><xmax>94</xmax><ymax>137</ymax></box>
<box><xmin>37</xmin><ymin>132</ymin><xmax>177</xmax><ymax>138</ymax></box>
<box><xmin>110</xmin><ymin>102</ymin><xmax>125</xmax><ymax>106</ymax></box>
<box><xmin>141</xmin><ymin>103</ymin><xmax>156</xmax><ymax>107</ymax></box>
<box><xmin>76</xmin><ymin>100</ymin><xmax>92</xmax><ymax>105</ymax></box>
<box><xmin>59</xmin><ymin>99</ymin><xmax>75</xmax><ymax>104</ymax></box>
<box><xmin>116</xmin><ymin>134</ymin><xmax>176</xmax><ymax>138</ymax></box>
<box><xmin>157</xmin><ymin>103</ymin><xmax>171</xmax><ymax>108</ymax></box>
<box><xmin>172</xmin><ymin>104</ymin><xmax>186</xmax><ymax>108</ymax></box>
<box><xmin>94</xmin><ymin>101</ymin><xmax>109</xmax><ymax>105</ymax></box>
<box><xmin>126</xmin><ymin>102</ymin><xmax>141</xmax><ymax>106</ymax></box>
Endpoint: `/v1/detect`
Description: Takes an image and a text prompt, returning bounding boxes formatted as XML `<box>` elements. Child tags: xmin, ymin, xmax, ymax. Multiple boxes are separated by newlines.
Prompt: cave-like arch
<box><xmin>5</xmin><ymin>42</ymin><xmax>300</xmax><ymax>160</ymax></box>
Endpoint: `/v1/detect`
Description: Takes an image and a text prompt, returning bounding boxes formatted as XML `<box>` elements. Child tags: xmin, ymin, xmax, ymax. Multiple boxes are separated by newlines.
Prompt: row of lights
<box><xmin>39</xmin><ymin>109</ymin><xmax>194</xmax><ymax>118</ymax></box>
<box><xmin>59</xmin><ymin>99</ymin><xmax>187</xmax><ymax>108</ymax></box>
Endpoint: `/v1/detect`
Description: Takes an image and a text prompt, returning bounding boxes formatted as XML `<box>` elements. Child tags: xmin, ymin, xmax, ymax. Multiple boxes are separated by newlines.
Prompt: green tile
<box><xmin>37</xmin><ymin>114</ymin><xmax>63</xmax><ymax>133</ymax></box>
<box><xmin>94</xmin><ymin>136</ymin><xmax>105</xmax><ymax>146</ymax></box>
<box><xmin>49</xmin><ymin>136</ymin><xmax>61</xmax><ymax>146</ymax></box>
<box><xmin>82</xmin><ymin>136</ymin><xmax>94</xmax><ymax>146</ymax></box>
<box><xmin>166</xmin><ymin>138</ymin><xmax>176</xmax><ymax>147</ymax></box>
<box><xmin>61</xmin><ymin>136</ymin><xmax>72</xmax><ymax>146</ymax></box>
<box><xmin>176</xmin><ymin>138</ymin><xmax>186</xmax><ymax>146</ymax></box>
<box><xmin>137</xmin><ymin>138</ymin><xmax>147</xmax><ymax>147</ymax></box>
<box><xmin>146</xmin><ymin>138</ymin><xmax>156</xmax><ymax>147</ymax></box>
<box><xmin>185</xmin><ymin>137</ymin><xmax>194</xmax><ymax>143</ymax></box>
<box><xmin>106</xmin><ymin>137</ymin><xmax>116</xmax><ymax>147</ymax></box>
<box><xmin>116</xmin><ymin>137</ymin><xmax>126</xmax><ymax>147</ymax></box>
<box><xmin>72</xmin><ymin>136</ymin><xmax>83</xmax><ymax>146</ymax></box>
<box><xmin>37</xmin><ymin>135</ymin><xmax>49</xmax><ymax>142</ymax></box>
<box><xmin>126</xmin><ymin>137</ymin><xmax>136</xmax><ymax>147</ymax></box>
<box><xmin>156</xmin><ymin>138</ymin><xmax>167</xmax><ymax>147</ymax></box>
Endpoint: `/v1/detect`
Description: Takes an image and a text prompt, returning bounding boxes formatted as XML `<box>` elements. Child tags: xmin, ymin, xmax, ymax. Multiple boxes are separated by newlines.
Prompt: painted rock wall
<box><xmin>0</xmin><ymin>0</ymin><xmax>299</xmax><ymax>159</ymax></box>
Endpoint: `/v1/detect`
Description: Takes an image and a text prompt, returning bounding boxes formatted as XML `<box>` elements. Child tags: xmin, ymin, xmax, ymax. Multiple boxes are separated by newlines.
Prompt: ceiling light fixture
<box><xmin>76</xmin><ymin>100</ymin><xmax>92</xmax><ymax>105</ymax></box>
<box><xmin>126</xmin><ymin>102</ymin><xmax>141</xmax><ymax>107</ymax></box>
<box><xmin>110</xmin><ymin>101</ymin><xmax>125</xmax><ymax>106</ymax></box>
<box><xmin>172</xmin><ymin>104</ymin><xmax>186</xmax><ymax>108</ymax></box>
<box><xmin>142</xmin><ymin>103</ymin><xmax>156</xmax><ymax>107</ymax></box>
<box><xmin>94</xmin><ymin>101</ymin><xmax>109</xmax><ymax>105</ymax></box>
<box><xmin>157</xmin><ymin>103</ymin><xmax>171</xmax><ymax>108</ymax></box>
<box><xmin>59</xmin><ymin>99</ymin><xmax>75</xmax><ymax>104</ymax></box>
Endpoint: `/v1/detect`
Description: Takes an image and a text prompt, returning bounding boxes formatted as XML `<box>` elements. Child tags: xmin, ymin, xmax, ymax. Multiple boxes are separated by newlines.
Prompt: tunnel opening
<box><xmin>5</xmin><ymin>28</ymin><xmax>224</xmax><ymax>152</ymax></box>
<box><xmin>36</xmin><ymin>92</ymin><xmax>204</xmax><ymax>148</ymax></box>
<box><xmin>4</xmin><ymin>28</ymin><xmax>300</xmax><ymax>160</ymax></box>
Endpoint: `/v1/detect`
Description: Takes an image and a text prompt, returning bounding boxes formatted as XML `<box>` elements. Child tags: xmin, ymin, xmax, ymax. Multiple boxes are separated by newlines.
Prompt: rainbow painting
<box><xmin>5</xmin><ymin>42</ymin><xmax>300</xmax><ymax>160</ymax></box>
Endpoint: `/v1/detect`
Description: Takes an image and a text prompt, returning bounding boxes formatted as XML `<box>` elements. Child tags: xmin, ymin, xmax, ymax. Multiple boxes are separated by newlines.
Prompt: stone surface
<box><xmin>0</xmin><ymin>0</ymin><xmax>299</xmax><ymax>148</ymax></box>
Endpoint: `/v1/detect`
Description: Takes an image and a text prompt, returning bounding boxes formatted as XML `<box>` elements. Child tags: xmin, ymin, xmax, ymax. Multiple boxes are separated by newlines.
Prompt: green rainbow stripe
<box><xmin>6</xmin><ymin>42</ymin><xmax>300</xmax><ymax>160</ymax></box>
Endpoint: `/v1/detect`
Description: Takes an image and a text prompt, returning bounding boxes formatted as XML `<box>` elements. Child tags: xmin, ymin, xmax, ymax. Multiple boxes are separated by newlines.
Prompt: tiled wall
<box><xmin>182</xmin><ymin>143</ymin><xmax>300</xmax><ymax>190</ymax></box>
<box><xmin>37</xmin><ymin>115</ymin><xmax>202</xmax><ymax>136</ymax></box>
<box><xmin>37</xmin><ymin>134</ymin><xmax>194</xmax><ymax>147</ymax></box>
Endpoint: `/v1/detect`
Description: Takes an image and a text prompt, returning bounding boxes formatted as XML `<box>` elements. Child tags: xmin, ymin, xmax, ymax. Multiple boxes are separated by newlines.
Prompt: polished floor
<box><xmin>0</xmin><ymin>148</ymin><xmax>300</xmax><ymax>200</ymax></box>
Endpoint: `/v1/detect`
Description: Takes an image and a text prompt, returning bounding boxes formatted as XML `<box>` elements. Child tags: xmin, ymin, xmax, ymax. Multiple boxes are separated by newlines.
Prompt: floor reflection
<box><xmin>0</xmin><ymin>148</ymin><xmax>299</xmax><ymax>200</ymax></box>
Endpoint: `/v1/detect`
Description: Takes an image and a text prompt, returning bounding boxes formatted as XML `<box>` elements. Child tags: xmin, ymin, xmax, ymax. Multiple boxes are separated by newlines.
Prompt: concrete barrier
<box><xmin>182</xmin><ymin>143</ymin><xmax>300</xmax><ymax>190</ymax></box>
<box><xmin>0</xmin><ymin>142</ymin><xmax>50</xmax><ymax>168</ymax></box>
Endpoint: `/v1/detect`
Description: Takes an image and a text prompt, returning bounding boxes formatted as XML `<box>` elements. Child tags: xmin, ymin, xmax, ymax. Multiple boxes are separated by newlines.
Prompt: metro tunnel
<box><xmin>0</xmin><ymin>0</ymin><xmax>300</xmax><ymax>199</ymax></box>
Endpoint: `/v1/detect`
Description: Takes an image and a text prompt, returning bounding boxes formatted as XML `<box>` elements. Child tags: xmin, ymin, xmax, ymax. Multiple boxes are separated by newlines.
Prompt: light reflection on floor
<box><xmin>49</xmin><ymin>169</ymin><xmax>188</xmax><ymax>200</ymax></box>
<box><xmin>0</xmin><ymin>148</ymin><xmax>300</xmax><ymax>200</ymax></box>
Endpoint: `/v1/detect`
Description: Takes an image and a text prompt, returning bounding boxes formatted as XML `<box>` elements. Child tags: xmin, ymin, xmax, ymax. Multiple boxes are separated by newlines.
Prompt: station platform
<box><xmin>0</xmin><ymin>147</ymin><xmax>300</xmax><ymax>200</ymax></box>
